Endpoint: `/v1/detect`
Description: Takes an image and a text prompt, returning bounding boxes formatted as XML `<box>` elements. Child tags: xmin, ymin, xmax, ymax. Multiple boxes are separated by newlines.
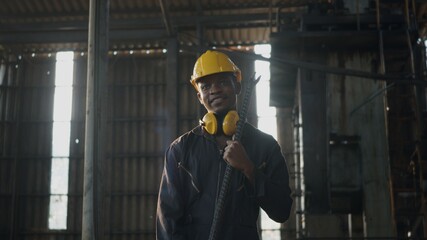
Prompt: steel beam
<box><xmin>82</xmin><ymin>0</ymin><xmax>109</xmax><ymax>239</ymax></box>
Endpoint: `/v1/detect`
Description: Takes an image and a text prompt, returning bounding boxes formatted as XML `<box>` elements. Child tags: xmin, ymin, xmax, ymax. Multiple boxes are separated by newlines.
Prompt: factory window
<box><xmin>48</xmin><ymin>51</ymin><xmax>74</xmax><ymax>229</ymax></box>
<box><xmin>255</xmin><ymin>44</ymin><xmax>281</xmax><ymax>240</ymax></box>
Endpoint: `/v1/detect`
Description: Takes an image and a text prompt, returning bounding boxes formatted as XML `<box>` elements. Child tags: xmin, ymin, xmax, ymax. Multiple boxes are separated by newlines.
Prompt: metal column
<box><xmin>82</xmin><ymin>0</ymin><xmax>109</xmax><ymax>239</ymax></box>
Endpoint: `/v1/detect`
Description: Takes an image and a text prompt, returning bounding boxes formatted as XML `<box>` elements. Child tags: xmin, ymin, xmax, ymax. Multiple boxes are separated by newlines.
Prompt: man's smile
<box><xmin>209</xmin><ymin>96</ymin><xmax>227</xmax><ymax>104</ymax></box>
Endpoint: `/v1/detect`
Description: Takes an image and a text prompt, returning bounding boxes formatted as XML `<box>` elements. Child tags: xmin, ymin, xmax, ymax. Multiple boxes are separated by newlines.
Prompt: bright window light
<box><xmin>255</xmin><ymin>44</ymin><xmax>281</xmax><ymax>240</ymax></box>
<box><xmin>49</xmin><ymin>51</ymin><xmax>74</xmax><ymax>230</ymax></box>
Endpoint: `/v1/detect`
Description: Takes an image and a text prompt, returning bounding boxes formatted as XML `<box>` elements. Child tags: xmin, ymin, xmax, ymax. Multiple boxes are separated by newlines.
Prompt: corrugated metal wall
<box><xmin>0</xmin><ymin>54</ymin><xmax>58</xmax><ymax>239</ymax></box>
<box><xmin>66</xmin><ymin>51</ymin><xmax>203</xmax><ymax>239</ymax></box>
<box><xmin>178</xmin><ymin>54</ymin><xmax>200</xmax><ymax>134</ymax></box>
<box><xmin>107</xmin><ymin>53</ymin><xmax>167</xmax><ymax>239</ymax></box>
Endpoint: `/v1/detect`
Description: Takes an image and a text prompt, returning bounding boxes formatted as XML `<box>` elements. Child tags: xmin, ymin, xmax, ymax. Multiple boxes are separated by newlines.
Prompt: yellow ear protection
<box><xmin>200</xmin><ymin>110</ymin><xmax>239</xmax><ymax>136</ymax></box>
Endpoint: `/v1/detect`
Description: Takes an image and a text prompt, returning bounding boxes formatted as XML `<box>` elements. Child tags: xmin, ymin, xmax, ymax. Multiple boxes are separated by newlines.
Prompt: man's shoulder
<box><xmin>171</xmin><ymin>125</ymin><xmax>203</xmax><ymax>147</ymax></box>
<box><xmin>243</xmin><ymin>123</ymin><xmax>274</xmax><ymax>140</ymax></box>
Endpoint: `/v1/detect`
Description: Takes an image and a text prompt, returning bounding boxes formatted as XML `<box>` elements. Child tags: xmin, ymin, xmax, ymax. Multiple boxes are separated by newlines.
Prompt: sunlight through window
<box><xmin>255</xmin><ymin>44</ymin><xmax>281</xmax><ymax>240</ymax></box>
<box><xmin>48</xmin><ymin>51</ymin><xmax>74</xmax><ymax>230</ymax></box>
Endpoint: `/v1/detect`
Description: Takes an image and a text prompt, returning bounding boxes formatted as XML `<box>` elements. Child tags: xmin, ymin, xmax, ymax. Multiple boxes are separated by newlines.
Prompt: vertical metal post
<box><xmin>405</xmin><ymin>0</ymin><xmax>426</xmax><ymax>236</ymax></box>
<box><xmin>82</xmin><ymin>0</ymin><xmax>109</xmax><ymax>239</ymax></box>
<box><xmin>195</xmin><ymin>0</ymin><xmax>205</xmax><ymax>118</ymax></box>
<box><xmin>276</xmin><ymin>108</ymin><xmax>297</xmax><ymax>239</ymax></box>
<box><xmin>294</xmin><ymin>70</ymin><xmax>304</xmax><ymax>239</ymax></box>
<box><xmin>376</xmin><ymin>0</ymin><xmax>386</xmax><ymax>74</ymax></box>
<box><xmin>9</xmin><ymin>55</ymin><xmax>22</xmax><ymax>240</ymax></box>
<box><xmin>356</xmin><ymin>0</ymin><xmax>360</xmax><ymax>31</ymax></box>
<box><xmin>404</xmin><ymin>0</ymin><xmax>416</xmax><ymax>75</ymax></box>
<box><xmin>196</xmin><ymin>22</ymin><xmax>205</xmax><ymax>118</ymax></box>
<box><xmin>165</xmin><ymin>38</ymin><xmax>179</xmax><ymax>145</ymax></box>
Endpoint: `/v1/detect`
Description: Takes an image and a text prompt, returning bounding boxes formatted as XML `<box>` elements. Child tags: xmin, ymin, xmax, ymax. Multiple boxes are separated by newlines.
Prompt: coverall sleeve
<box><xmin>156</xmin><ymin>145</ymin><xmax>187</xmax><ymax>240</ymax></box>
<box><xmin>249</xmin><ymin>140</ymin><xmax>293</xmax><ymax>223</ymax></box>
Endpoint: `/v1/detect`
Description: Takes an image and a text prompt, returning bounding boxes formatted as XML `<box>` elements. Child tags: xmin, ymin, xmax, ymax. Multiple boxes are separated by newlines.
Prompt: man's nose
<box><xmin>210</xmin><ymin>82</ymin><xmax>223</xmax><ymax>93</ymax></box>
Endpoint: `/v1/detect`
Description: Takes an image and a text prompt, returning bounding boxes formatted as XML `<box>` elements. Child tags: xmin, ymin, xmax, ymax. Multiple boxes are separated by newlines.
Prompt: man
<box><xmin>156</xmin><ymin>50</ymin><xmax>293</xmax><ymax>240</ymax></box>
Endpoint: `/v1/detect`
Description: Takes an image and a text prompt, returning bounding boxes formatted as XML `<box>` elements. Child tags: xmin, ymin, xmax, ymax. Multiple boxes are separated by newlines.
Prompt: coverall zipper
<box><xmin>178</xmin><ymin>162</ymin><xmax>201</xmax><ymax>193</ymax></box>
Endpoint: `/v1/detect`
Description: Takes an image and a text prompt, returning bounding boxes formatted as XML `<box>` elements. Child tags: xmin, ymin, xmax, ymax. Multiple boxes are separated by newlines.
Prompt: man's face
<box><xmin>196</xmin><ymin>73</ymin><xmax>241</xmax><ymax>115</ymax></box>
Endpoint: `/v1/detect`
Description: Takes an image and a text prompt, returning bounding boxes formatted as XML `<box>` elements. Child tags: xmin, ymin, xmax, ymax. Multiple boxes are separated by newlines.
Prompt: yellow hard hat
<box><xmin>190</xmin><ymin>50</ymin><xmax>242</xmax><ymax>91</ymax></box>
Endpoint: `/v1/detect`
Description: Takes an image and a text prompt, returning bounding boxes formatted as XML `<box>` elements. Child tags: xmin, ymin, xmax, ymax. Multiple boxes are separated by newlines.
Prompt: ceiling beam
<box><xmin>0</xmin><ymin>12</ymin><xmax>271</xmax><ymax>44</ymax></box>
<box><xmin>0</xmin><ymin>29</ymin><xmax>168</xmax><ymax>44</ymax></box>
<box><xmin>0</xmin><ymin>13</ymin><xmax>272</xmax><ymax>32</ymax></box>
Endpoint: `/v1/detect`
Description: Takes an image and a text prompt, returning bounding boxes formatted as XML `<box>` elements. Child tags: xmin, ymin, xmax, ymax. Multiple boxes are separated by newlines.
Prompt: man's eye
<box><xmin>200</xmin><ymin>84</ymin><xmax>210</xmax><ymax>91</ymax></box>
<box><xmin>220</xmin><ymin>80</ymin><xmax>231</xmax><ymax>86</ymax></box>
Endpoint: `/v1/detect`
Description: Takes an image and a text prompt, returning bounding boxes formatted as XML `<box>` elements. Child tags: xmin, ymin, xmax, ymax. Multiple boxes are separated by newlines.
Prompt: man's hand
<box><xmin>223</xmin><ymin>140</ymin><xmax>255</xmax><ymax>183</ymax></box>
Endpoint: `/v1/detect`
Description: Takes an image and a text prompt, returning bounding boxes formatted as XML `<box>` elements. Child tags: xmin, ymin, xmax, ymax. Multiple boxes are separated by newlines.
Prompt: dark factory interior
<box><xmin>1</xmin><ymin>0</ymin><xmax>427</xmax><ymax>239</ymax></box>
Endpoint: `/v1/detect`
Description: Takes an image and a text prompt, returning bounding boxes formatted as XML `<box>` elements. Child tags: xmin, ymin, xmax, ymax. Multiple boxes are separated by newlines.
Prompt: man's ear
<box><xmin>234</xmin><ymin>81</ymin><xmax>242</xmax><ymax>95</ymax></box>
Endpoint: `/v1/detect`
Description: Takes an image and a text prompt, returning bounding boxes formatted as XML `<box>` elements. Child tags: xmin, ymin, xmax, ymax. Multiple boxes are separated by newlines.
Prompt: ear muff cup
<box><xmin>222</xmin><ymin>110</ymin><xmax>239</xmax><ymax>136</ymax></box>
<box><xmin>200</xmin><ymin>110</ymin><xmax>239</xmax><ymax>136</ymax></box>
<box><xmin>201</xmin><ymin>112</ymin><xmax>218</xmax><ymax>135</ymax></box>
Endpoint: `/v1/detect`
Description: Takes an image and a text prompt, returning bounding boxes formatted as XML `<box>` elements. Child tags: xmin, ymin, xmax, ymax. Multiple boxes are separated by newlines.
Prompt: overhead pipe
<box><xmin>180</xmin><ymin>46</ymin><xmax>411</xmax><ymax>81</ymax></box>
<box><xmin>220</xmin><ymin>48</ymin><xmax>410</xmax><ymax>81</ymax></box>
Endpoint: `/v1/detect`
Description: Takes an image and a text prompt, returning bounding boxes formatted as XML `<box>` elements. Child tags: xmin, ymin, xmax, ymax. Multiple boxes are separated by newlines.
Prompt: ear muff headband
<box><xmin>200</xmin><ymin>110</ymin><xmax>239</xmax><ymax>136</ymax></box>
